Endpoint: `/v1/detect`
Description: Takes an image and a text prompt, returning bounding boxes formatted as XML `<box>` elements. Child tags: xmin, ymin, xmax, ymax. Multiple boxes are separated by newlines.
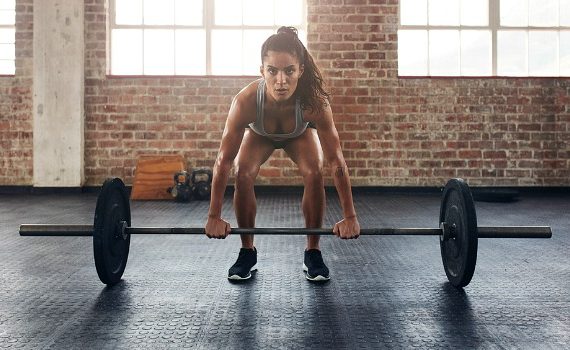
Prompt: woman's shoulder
<box><xmin>234</xmin><ymin>78</ymin><xmax>262</xmax><ymax>105</ymax></box>
<box><xmin>229</xmin><ymin>79</ymin><xmax>262</xmax><ymax>123</ymax></box>
<box><xmin>302</xmin><ymin>98</ymin><xmax>332</xmax><ymax>124</ymax></box>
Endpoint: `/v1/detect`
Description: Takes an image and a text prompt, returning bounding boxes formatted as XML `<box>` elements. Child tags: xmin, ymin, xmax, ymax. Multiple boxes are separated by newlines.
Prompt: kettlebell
<box><xmin>168</xmin><ymin>171</ymin><xmax>192</xmax><ymax>202</ymax></box>
<box><xmin>191</xmin><ymin>168</ymin><xmax>213</xmax><ymax>200</ymax></box>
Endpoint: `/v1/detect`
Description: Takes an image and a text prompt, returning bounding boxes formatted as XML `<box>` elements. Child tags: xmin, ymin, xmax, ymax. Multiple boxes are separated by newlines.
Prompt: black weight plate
<box><xmin>439</xmin><ymin>178</ymin><xmax>478</xmax><ymax>288</ymax></box>
<box><xmin>93</xmin><ymin>178</ymin><xmax>131</xmax><ymax>285</ymax></box>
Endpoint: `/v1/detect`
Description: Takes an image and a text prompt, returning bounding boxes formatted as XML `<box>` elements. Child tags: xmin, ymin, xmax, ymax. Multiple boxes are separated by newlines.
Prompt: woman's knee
<box><xmin>300</xmin><ymin>166</ymin><xmax>323</xmax><ymax>185</ymax></box>
<box><xmin>234</xmin><ymin>165</ymin><xmax>259</xmax><ymax>187</ymax></box>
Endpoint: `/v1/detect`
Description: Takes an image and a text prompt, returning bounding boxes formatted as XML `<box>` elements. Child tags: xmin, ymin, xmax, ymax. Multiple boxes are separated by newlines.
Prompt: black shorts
<box><xmin>270</xmin><ymin>139</ymin><xmax>291</xmax><ymax>149</ymax></box>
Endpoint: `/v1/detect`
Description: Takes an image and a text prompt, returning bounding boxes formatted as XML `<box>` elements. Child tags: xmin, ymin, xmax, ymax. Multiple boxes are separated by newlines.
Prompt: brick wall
<box><xmin>0</xmin><ymin>0</ymin><xmax>32</xmax><ymax>185</ymax></box>
<box><xmin>309</xmin><ymin>0</ymin><xmax>569</xmax><ymax>186</ymax></box>
<box><xmin>3</xmin><ymin>0</ymin><xmax>570</xmax><ymax>187</ymax></box>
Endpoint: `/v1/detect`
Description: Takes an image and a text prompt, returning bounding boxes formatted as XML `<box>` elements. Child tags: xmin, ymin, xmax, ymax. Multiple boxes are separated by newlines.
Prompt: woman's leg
<box><xmin>284</xmin><ymin>129</ymin><xmax>325</xmax><ymax>250</ymax></box>
<box><xmin>233</xmin><ymin>130</ymin><xmax>275</xmax><ymax>248</ymax></box>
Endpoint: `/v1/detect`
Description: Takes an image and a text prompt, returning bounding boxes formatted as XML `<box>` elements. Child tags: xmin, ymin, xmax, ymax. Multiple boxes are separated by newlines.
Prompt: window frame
<box><xmin>398</xmin><ymin>0</ymin><xmax>570</xmax><ymax>77</ymax></box>
<box><xmin>107</xmin><ymin>0</ymin><xmax>308</xmax><ymax>76</ymax></box>
<box><xmin>0</xmin><ymin>0</ymin><xmax>16</xmax><ymax>76</ymax></box>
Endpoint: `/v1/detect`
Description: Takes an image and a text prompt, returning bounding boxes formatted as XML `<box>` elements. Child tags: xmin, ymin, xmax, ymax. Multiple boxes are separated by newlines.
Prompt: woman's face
<box><xmin>260</xmin><ymin>50</ymin><xmax>304</xmax><ymax>103</ymax></box>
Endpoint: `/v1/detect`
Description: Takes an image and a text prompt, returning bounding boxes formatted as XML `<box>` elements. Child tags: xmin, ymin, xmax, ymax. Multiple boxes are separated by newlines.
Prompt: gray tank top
<box><xmin>248</xmin><ymin>80</ymin><xmax>308</xmax><ymax>141</ymax></box>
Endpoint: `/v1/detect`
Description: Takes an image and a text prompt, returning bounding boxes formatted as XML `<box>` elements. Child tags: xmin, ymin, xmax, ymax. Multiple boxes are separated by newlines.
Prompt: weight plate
<box><xmin>439</xmin><ymin>178</ymin><xmax>478</xmax><ymax>288</ymax></box>
<box><xmin>93</xmin><ymin>178</ymin><xmax>131</xmax><ymax>285</ymax></box>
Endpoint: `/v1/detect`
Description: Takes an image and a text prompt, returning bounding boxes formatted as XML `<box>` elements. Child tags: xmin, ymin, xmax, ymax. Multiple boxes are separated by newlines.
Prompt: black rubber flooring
<box><xmin>1</xmin><ymin>189</ymin><xmax>569</xmax><ymax>349</ymax></box>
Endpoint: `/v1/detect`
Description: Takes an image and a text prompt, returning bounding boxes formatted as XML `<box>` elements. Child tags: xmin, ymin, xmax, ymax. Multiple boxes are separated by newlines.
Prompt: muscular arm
<box><xmin>208</xmin><ymin>97</ymin><xmax>247</xmax><ymax>218</ymax></box>
<box><xmin>314</xmin><ymin>103</ymin><xmax>357</xmax><ymax>219</ymax></box>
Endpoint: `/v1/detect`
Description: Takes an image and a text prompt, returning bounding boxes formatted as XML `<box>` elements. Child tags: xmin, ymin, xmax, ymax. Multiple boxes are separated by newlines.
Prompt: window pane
<box><xmin>561</xmin><ymin>31</ymin><xmax>570</xmax><ymax>76</ymax></box>
<box><xmin>275</xmin><ymin>0</ymin><xmax>303</xmax><ymax>26</ymax></box>
<box><xmin>212</xmin><ymin>30</ymin><xmax>242</xmax><ymax>75</ymax></box>
<box><xmin>497</xmin><ymin>30</ymin><xmax>527</xmax><ymax>76</ymax></box>
<box><xmin>429</xmin><ymin>30</ymin><xmax>460</xmax><ymax>76</ymax></box>
<box><xmin>562</xmin><ymin>0</ymin><xmax>570</xmax><ymax>26</ymax></box>
<box><xmin>0</xmin><ymin>59</ymin><xmax>14</xmax><ymax>74</ymax></box>
<box><xmin>397</xmin><ymin>30</ymin><xmax>428</xmax><ymax>76</ymax></box>
<box><xmin>0</xmin><ymin>28</ymin><xmax>15</xmax><ymax>43</ymax></box>
<box><xmin>215</xmin><ymin>0</ymin><xmax>242</xmax><ymax>25</ymax></box>
<box><xmin>144</xmin><ymin>0</ymin><xmax>174</xmax><ymax>25</ymax></box>
<box><xmin>0</xmin><ymin>43</ymin><xmax>14</xmax><ymax>59</ymax></box>
<box><xmin>0</xmin><ymin>0</ymin><xmax>15</xmax><ymax>10</ymax></box>
<box><xmin>0</xmin><ymin>10</ymin><xmax>15</xmax><ymax>25</ymax></box>
<box><xmin>111</xmin><ymin>29</ymin><xmax>143</xmax><ymax>75</ymax></box>
<box><xmin>115</xmin><ymin>0</ymin><xmax>142</xmax><ymax>25</ymax></box>
<box><xmin>461</xmin><ymin>30</ymin><xmax>491</xmax><ymax>76</ymax></box>
<box><xmin>244</xmin><ymin>29</ymin><xmax>273</xmax><ymax>75</ymax></box>
<box><xmin>244</xmin><ymin>0</ymin><xmax>273</xmax><ymax>25</ymax></box>
<box><xmin>528</xmin><ymin>0</ymin><xmax>557</xmax><ymax>27</ymax></box>
<box><xmin>400</xmin><ymin>0</ymin><xmax>427</xmax><ymax>25</ymax></box>
<box><xmin>529</xmin><ymin>31</ymin><xmax>558</xmax><ymax>76</ymax></box>
<box><xmin>500</xmin><ymin>0</ymin><xmax>528</xmax><ymax>27</ymax></box>
<box><xmin>175</xmin><ymin>29</ymin><xmax>206</xmax><ymax>75</ymax></box>
<box><xmin>144</xmin><ymin>29</ymin><xmax>175</xmax><ymax>74</ymax></box>
<box><xmin>175</xmin><ymin>0</ymin><xmax>202</xmax><ymax>25</ymax></box>
<box><xmin>429</xmin><ymin>0</ymin><xmax>459</xmax><ymax>26</ymax></box>
<box><xmin>298</xmin><ymin>29</ymin><xmax>307</xmax><ymax>47</ymax></box>
<box><xmin>461</xmin><ymin>0</ymin><xmax>488</xmax><ymax>26</ymax></box>
<box><xmin>110</xmin><ymin>0</ymin><xmax>305</xmax><ymax>76</ymax></box>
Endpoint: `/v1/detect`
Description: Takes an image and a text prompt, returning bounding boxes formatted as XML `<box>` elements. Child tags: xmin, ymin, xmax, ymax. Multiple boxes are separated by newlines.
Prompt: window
<box><xmin>398</xmin><ymin>0</ymin><xmax>570</xmax><ymax>77</ymax></box>
<box><xmin>109</xmin><ymin>0</ymin><xmax>307</xmax><ymax>76</ymax></box>
<box><xmin>0</xmin><ymin>0</ymin><xmax>15</xmax><ymax>75</ymax></box>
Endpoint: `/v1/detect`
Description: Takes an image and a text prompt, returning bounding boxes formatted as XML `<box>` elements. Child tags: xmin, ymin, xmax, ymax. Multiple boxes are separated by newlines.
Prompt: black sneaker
<box><xmin>228</xmin><ymin>247</ymin><xmax>257</xmax><ymax>280</ymax></box>
<box><xmin>303</xmin><ymin>249</ymin><xmax>330</xmax><ymax>282</ymax></box>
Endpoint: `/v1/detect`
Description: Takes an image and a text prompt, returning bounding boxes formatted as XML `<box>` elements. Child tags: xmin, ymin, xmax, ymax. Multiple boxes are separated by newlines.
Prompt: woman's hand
<box><xmin>333</xmin><ymin>216</ymin><xmax>360</xmax><ymax>239</ymax></box>
<box><xmin>205</xmin><ymin>216</ymin><xmax>231</xmax><ymax>239</ymax></box>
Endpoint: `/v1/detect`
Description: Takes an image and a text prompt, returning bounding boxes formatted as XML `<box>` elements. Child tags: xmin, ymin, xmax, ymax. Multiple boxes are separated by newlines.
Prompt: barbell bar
<box><xmin>19</xmin><ymin>177</ymin><xmax>552</xmax><ymax>288</ymax></box>
<box><xmin>19</xmin><ymin>224</ymin><xmax>551</xmax><ymax>238</ymax></box>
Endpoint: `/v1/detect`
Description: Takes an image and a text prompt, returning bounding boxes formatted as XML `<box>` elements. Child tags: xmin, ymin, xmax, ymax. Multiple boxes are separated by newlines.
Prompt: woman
<box><xmin>205</xmin><ymin>27</ymin><xmax>360</xmax><ymax>282</ymax></box>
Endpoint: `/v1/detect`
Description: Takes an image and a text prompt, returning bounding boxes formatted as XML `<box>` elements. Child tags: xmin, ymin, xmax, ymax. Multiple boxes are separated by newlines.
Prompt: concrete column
<box><xmin>33</xmin><ymin>0</ymin><xmax>84</xmax><ymax>187</ymax></box>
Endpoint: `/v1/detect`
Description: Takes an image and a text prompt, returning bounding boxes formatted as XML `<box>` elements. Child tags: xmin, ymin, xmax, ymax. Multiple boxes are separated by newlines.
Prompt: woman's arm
<box><xmin>205</xmin><ymin>97</ymin><xmax>248</xmax><ymax>238</ymax></box>
<box><xmin>313</xmin><ymin>103</ymin><xmax>360</xmax><ymax>239</ymax></box>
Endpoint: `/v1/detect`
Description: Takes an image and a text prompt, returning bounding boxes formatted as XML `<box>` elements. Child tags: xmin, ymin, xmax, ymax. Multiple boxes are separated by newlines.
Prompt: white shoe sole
<box><xmin>303</xmin><ymin>263</ymin><xmax>330</xmax><ymax>281</ymax></box>
<box><xmin>228</xmin><ymin>264</ymin><xmax>257</xmax><ymax>280</ymax></box>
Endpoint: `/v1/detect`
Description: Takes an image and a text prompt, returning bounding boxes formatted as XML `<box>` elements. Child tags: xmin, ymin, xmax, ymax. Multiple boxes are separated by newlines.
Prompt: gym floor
<box><xmin>0</xmin><ymin>189</ymin><xmax>568</xmax><ymax>349</ymax></box>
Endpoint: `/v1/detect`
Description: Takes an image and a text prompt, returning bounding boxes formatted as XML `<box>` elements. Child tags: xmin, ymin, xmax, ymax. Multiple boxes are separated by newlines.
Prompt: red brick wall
<box><xmin>3</xmin><ymin>0</ymin><xmax>570</xmax><ymax>187</ymax></box>
<box><xmin>309</xmin><ymin>0</ymin><xmax>569</xmax><ymax>186</ymax></box>
<box><xmin>0</xmin><ymin>0</ymin><xmax>32</xmax><ymax>185</ymax></box>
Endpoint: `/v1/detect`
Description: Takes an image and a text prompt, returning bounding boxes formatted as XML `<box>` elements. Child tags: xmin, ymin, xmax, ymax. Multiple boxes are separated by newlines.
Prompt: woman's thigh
<box><xmin>283</xmin><ymin>128</ymin><xmax>324</xmax><ymax>174</ymax></box>
<box><xmin>234</xmin><ymin>129</ymin><xmax>276</xmax><ymax>174</ymax></box>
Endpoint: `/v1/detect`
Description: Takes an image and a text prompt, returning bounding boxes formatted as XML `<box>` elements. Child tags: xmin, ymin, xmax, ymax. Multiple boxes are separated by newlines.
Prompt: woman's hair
<box><xmin>261</xmin><ymin>26</ymin><xmax>330</xmax><ymax>114</ymax></box>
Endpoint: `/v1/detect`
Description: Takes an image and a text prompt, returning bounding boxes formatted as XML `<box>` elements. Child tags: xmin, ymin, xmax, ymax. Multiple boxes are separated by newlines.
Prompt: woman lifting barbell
<box><xmin>204</xmin><ymin>26</ymin><xmax>361</xmax><ymax>281</ymax></box>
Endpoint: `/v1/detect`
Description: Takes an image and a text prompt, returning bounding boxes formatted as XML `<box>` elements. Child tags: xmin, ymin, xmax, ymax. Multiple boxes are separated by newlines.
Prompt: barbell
<box><xmin>19</xmin><ymin>178</ymin><xmax>552</xmax><ymax>288</ymax></box>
